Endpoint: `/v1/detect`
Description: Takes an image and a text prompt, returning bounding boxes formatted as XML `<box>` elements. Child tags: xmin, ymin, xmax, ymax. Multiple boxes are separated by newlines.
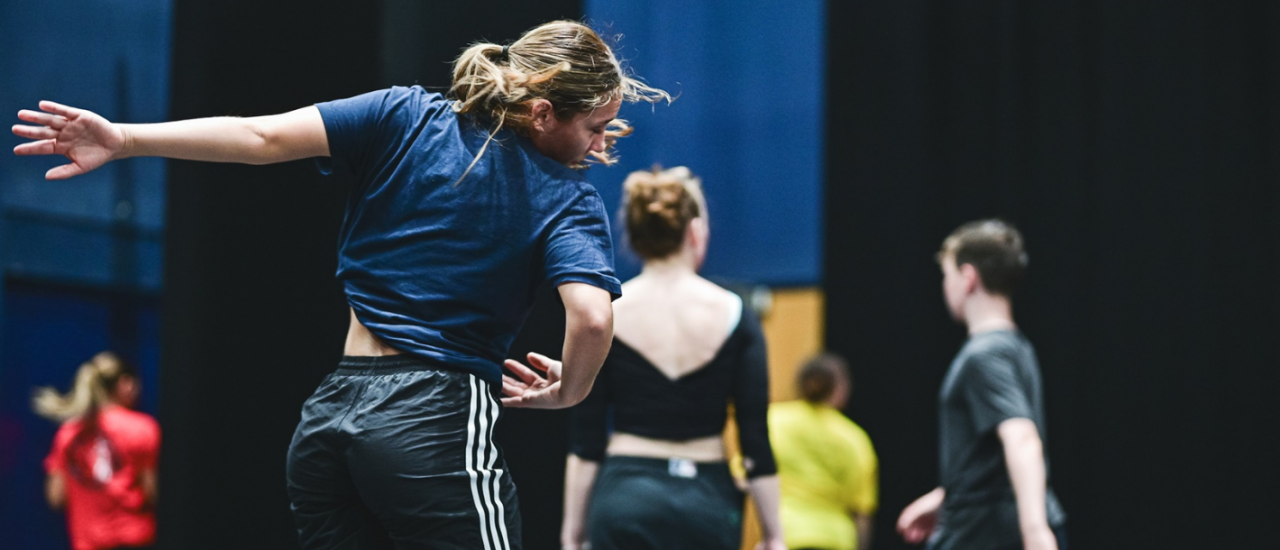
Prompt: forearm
<box><xmin>747</xmin><ymin>475</ymin><xmax>785</xmax><ymax>544</ymax></box>
<box><xmin>140</xmin><ymin>468</ymin><xmax>159</xmax><ymax>507</ymax></box>
<box><xmin>999</xmin><ymin>420</ymin><xmax>1051</xmax><ymax>536</ymax></box>
<box><xmin>557</xmin><ymin>285</ymin><xmax>613</xmax><ymax>405</ymax></box>
<box><xmin>120</xmin><ymin>107</ymin><xmax>326</xmax><ymax>165</ymax></box>
<box><xmin>561</xmin><ymin>454</ymin><xmax>600</xmax><ymax>547</ymax></box>
<box><xmin>45</xmin><ymin>473</ymin><xmax>66</xmax><ymax>510</ymax></box>
<box><xmin>855</xmin><ymin>514</ymin><xmax>874</xmax><ymax>550</ymax></box>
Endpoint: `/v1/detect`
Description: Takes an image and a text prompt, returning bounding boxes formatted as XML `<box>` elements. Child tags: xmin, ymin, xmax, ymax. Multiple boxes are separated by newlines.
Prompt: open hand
<box><xmin>897</xmin><ymin>490</ymin><xmax>943</xmax><ymax>544</ymax></box>
<box><xmin>501</xmin><ymin>352</ymin><xmax>566</xmax><ymax>409</ymax></box>
<box><xmin>13</xmin><ymin>101</ymin><xmax>126</xmax><ymax>180</ymax></box>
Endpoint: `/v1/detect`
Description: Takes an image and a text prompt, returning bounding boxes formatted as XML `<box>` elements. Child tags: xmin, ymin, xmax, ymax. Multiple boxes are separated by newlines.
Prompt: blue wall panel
<box><xmin>1</xmin><ymin>1</ymin><xmax>171</xmax><ymax>547</ymax></box>
<box><xmin>584</xmin><ymin>0</ymin><xmax>825</xmax><ymax>286</ymax></box>
<box><xmin>1</xmin><ymin>0</ymin><xmax>171</xmax><ymax>290</ymax></box>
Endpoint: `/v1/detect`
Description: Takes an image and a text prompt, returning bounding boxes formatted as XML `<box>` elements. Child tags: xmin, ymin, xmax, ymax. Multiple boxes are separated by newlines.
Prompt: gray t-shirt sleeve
<box><xmin>961</xmin><ymin>351</ymin><xmax>1034</xmax><ymax>435</ymax></box>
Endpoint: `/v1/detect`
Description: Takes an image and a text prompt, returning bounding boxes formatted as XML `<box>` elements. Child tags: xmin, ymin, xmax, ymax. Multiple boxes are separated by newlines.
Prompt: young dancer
<box><xmin>14</xmin><ymin>21</ymin><xmax>669</xmax><ymax>550</ymax></box>
<box><xmin>557</xmin><ymin>167</ymin><xmax>786</xmax><ymax>550</ymax></box>
<box><xmin>770</xmin><ymin>353</ymin><xmax>878</xmax><ymax>550</ymax></box>
<box><xmin>34</xmin><ymin>352</ymin><xmax>160</xmax><ymax>550</ymax></box>
<box><xmin>896</xmin><ymin>220</ymin><xmax>1066</xmax><ymax>550</ymax></box>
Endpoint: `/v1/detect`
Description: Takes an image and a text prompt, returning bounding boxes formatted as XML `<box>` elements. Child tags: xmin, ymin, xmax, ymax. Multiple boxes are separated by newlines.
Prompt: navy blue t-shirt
<box><xmin>315</xmin><ymin>86</ymin><xmax>622</xmax><ymax>385</ymax></box>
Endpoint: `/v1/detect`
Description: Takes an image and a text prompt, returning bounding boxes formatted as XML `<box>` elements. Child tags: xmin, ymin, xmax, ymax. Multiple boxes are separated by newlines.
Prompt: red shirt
<box><xmin>44</xmin><ymin>406</ymin><xmax>160</xmax><ymax>550</ymax></box>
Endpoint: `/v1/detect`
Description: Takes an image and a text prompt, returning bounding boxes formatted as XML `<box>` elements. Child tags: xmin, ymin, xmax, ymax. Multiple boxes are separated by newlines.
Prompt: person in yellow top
<box><xmin>770</xmin><ymin>353</ymin><xmax>879</xmax><ymax>550</ymax></box>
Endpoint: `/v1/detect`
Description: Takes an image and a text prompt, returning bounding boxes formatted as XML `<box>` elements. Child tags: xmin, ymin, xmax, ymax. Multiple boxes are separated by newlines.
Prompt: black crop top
<box><xmin>568</xmin><ymin>304</ymin><xmax>777</xmax><ymax>478</ymax></box>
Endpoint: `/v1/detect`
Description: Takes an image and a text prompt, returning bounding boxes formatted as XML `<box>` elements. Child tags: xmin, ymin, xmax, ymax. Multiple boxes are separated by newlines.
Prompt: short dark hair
<box><xmin>938</xmin><ymin>219</ymin><xmax>1028</xmax><ymax>296</ymax></box>
<box><xmin>797</xmin><ymin>353</ymin><xmax>850</xmax><ymax>404</ymax></box>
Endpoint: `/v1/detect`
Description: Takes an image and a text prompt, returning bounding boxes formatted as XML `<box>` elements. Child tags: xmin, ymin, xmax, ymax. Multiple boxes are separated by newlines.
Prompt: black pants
<box><xmin>587</xmin><ymin>456</ymin><xmax>744</xmax><ymax>550</ymax></box>
<box><xmin>286</xmin><ymin>356</ymin><xmax>521</xmax><ymax>550</ymax></box>
<box><xmin>925</xmin><ymin>526</ymin><xmax>1068</xmax><ymax>550</ymax></box>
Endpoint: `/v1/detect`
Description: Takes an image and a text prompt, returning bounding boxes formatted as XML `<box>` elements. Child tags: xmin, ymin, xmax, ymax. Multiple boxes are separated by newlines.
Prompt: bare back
<box><xmin>612</xmin><ymin>273</ymin><xmax>741</xmax><ymax>380</ymax></box>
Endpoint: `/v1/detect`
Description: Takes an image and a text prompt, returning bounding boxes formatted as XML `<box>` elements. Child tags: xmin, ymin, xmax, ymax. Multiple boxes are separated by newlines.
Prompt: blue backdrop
<box><xmin>584</xmin><ymin>0</ymin><xmax>826</xmax><ymax>286</ymax></box>
<box><xmin>0</xmin><ymin>1</ymin><xmax>171</xmax><ymax>548</ymax></box>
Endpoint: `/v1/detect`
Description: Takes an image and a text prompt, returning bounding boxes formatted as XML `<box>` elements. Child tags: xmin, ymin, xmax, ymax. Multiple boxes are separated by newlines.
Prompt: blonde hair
<box><xmin>33</xmin><ymin>352</ymin><xmax>131</xmax><ymax>423</ymax></box>
<box><xmin>450</xmin><ymin>20</ymin><xmax>670</xmax><ymax>178</ymax></box>
<box><xmin>623</xmin><ymin>166</ymin><xmax>703</xmax><ymax>260</ymax></box>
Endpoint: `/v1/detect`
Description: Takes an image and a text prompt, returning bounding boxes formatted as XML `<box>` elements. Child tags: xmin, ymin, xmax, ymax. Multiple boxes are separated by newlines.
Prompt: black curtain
<box><xmin>162</xmin><ymin>2</ymin><xmax>579</xmax><ymax>550</ymax></box>
<box><xmin>826</xmin><ymin>2</ymin><xmax>1279</xmax><ymax>549</ymax></box>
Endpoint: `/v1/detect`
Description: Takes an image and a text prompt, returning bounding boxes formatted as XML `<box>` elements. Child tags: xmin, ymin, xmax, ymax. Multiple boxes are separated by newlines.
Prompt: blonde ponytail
<box><xmin>448</xmin><ymin>20</ymin><xmax>671</xmax><ymax>180</ymax></box>
<box><xmin>33</xmin><ymin>352</ymin><xmax>127</xmax><ymax>423</ymax></box>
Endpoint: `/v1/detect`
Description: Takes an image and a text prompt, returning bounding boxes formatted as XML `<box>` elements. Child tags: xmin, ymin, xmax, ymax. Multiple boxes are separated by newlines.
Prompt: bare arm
<box><xmin>855</xmin><ymin>513</ymin><xmax>874</xmax><ymax>550</ymax></box>
<box><xmin>45</xmin><ymin>472</ymin><xmax>66</xmax><ymax>510</ymax></box>
<box><xmin>502</xmin><ymin>282</ymin><xmax>613</xmax><ymax>409</ymax></box>
<box><xmin>560</xmin><ymin>454</ymin><xmax>600</xmax><ymax>549</ymax></box>
<box><xmin>139</xmin><ymin>468</ymin><xmax>159</xmax><ymax>508</ymax></box>
<box><xmin>747</xmin><ymin>475</ymin><xmax>787</xmax><ymax>550</ymax></box>
<box><xmin>997</xmin><ymin>418</ymin><xmax>1058</xmax><ymax>550</ymax></box>
<box><xmin>14</xmin><ymin>101</ymin><xmax>328</xmax><ymax>180</ymax></box>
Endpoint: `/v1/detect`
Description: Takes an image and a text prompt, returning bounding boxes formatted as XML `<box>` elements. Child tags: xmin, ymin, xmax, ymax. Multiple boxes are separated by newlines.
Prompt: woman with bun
<box><xmin>558</xmin><ymin>167</ymin><xmax>786</xmax><ymax>550</ymax></box>
<box><xmin>35</xmin><ymin>352</ymin><xmax>159</xmax><ymax>550</ymax></box>
<box><xmin>15</xmin><ymin>20</ymin><xmax>669</xmax><ymax>550</ymax></box>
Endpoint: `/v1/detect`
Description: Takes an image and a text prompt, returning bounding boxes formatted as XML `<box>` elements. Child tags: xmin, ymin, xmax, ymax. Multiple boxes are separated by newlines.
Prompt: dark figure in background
<box><xmin>770</xmin><ymin>353</ymin><xmax>878</xmax><ymax>550</ymax></box>
<box><xmin>897</xmin><ymin>220</ymin><xmax>1067</xmax><ymax>550</ymax></box>
<box><xmin>34</xmin><ymin>352</ymin><xmax>160</xmax><ymax>550</ymax></box>
<box><xmin>560</xmin><ymin>167</ymin><xmax>786</xmax><ymax>550</ymax></box>
<box><xmin>14</xmin><ymin>20</ymin><xmax>670</xmax><ymax>550</ymax></box>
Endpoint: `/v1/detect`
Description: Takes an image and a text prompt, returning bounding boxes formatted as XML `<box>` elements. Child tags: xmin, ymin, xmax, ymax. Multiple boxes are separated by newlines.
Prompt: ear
<box><xmin>529</xmin><ymin>99</ymin><xmax>554</xmax><ymax>132</ymax></box>
<box><xmin>686</xmin><ymin>217</ymin><xmax>709</xmax><ymax>249</ymax></box>
<box><xmin>958</xmin><ymin>263</ymin><xmax>981</xmax><ymax>294</ymax></box>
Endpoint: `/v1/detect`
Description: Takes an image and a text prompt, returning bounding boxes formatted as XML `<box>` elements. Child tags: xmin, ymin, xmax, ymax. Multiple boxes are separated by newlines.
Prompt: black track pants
<box><xmin>286</xmin><ymin>356</ymin><xmax>521</xmax><ymax>550</ymax></box>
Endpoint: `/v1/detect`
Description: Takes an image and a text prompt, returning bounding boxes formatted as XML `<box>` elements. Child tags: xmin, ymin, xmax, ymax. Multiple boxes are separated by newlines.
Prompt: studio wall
<box><xmin>826</xmin><ymin>2</ymin><xmax>1280</xmax><ymax>549</ymax></box>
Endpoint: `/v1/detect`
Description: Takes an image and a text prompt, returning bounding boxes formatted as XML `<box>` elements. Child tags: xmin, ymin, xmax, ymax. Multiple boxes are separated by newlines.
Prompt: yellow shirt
<box><xmin>769</xmin><ymin>401</ymin><xmax>879</xmax><ymax>550</ymax></box>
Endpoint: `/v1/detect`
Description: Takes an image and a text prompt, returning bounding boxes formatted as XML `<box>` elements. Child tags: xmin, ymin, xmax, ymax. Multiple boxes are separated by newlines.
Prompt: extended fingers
<box><xmin>525</xmin><ymin>352</ymin><xmax>554</xmax><ymax>372</ymax></box>
<box><xmin>500</xmin><ymin>393</ymin><xmax>534</xmax><ymax>407</ymax></box>
<box><xmin>504</xmin><ymin>359</ymin><xmax>543</xmax><ymax>384</ymax></box>
<box><xmin>38</xmin><ymin>101</ymin><xmax>81</xmax><ymax>119</ymax></box>
<box><xmin>14</xmin><ymin>139</ymin><xmax>58</xmax><ymax>156</ymax></box>
<box><xmin>502</xmin><ymin>375</ymin><xmax>528</xmax><ymax>396</ymax></box>
<box><xmin>18</xmin><ymin>109</ymin><xmax>68</xmax><ymax>129</ymax></box>
<box><xmin>13</xmin><ymin>124</ymin><xmax>59</xmax><ymax>140</ymax></box>
<box><xmin>46</xmin><ymin>163</ymin><xmax>86</xmax><ymax>180</ymax></box>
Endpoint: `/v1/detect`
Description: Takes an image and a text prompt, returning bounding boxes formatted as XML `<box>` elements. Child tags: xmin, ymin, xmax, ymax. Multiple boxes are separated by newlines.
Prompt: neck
<box><xmin>963</xmin><ymin>293</ymin><xmax>1015</xmax><ymax>336</ymax></box>
<box><xmin>639</xmin><ymin>251</ymin><xmax>698</xmax><ymax>280</ymax></box>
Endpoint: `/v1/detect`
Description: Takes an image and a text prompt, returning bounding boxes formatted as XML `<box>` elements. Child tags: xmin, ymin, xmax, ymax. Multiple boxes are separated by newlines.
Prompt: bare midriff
<box><xmin>343</xmin><ymin>308</ymin><xmax>403</xmax><ymax>356</ymax></box>
<box><xmin>607</xmin><ymin>432</ymin><xmax>726</xmax><ymax>462</ymax></box>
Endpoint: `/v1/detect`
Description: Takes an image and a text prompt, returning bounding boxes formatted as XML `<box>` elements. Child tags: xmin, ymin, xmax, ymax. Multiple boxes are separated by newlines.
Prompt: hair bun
<box><xmin>623</xmin><ymin>166</ymin><xmax>702</xmax><ymax>260</ymax></box>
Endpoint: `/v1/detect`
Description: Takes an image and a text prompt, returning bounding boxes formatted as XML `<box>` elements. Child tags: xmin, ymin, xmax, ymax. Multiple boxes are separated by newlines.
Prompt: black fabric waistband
<box><xmin>336</xmin><ymin>355</ymin><xmax>441</xmax><ymax>375</ymax></box>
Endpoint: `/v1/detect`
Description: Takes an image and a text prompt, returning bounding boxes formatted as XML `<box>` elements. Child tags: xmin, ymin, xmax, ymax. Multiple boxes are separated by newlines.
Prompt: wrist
<box><xmin>1020</xmin><ymin>520</ymin><xmax>1052</xmax><ymax>536</ymax></box>
<box><xmin>116</xmin><ymin>124</ymin><xmax>136</xmax><ymax>160</ymax></box>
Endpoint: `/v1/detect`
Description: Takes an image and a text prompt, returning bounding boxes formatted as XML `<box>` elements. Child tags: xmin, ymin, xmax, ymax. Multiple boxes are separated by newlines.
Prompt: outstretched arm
<box><xmin>998</xmin><ymin>418</ymin><xmax>1058</xmax><ymax>550</ymax></box>
<box><xmin>14</xmin><ymin>101</ymin><xmax>328</xmax><ymax>180</ymax></box>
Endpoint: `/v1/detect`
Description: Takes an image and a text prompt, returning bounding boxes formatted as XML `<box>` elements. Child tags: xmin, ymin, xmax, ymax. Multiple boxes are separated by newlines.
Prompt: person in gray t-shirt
<box><xmin>897</xmin><ymin>220</ymin><xmax>1066</xmax><ymax>550</ymax></box>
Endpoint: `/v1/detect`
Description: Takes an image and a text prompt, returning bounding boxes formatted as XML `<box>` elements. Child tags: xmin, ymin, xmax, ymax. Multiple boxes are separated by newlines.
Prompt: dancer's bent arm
<box><xmin>501</xmin><ymin>282</ymin><xmax>613</xmax><ymax>409</ymax></box>
<box><xmin>14</xmin><ymin>101</ymin><xmax>328</xmax><ymax>180</ymax></box>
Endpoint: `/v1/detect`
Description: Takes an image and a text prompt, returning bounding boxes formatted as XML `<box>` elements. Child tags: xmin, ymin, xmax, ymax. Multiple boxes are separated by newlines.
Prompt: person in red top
<box><xmin>34</xmin><ymin>352</ymin><xmax>160</xmax><ymax>550</ymax></box>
